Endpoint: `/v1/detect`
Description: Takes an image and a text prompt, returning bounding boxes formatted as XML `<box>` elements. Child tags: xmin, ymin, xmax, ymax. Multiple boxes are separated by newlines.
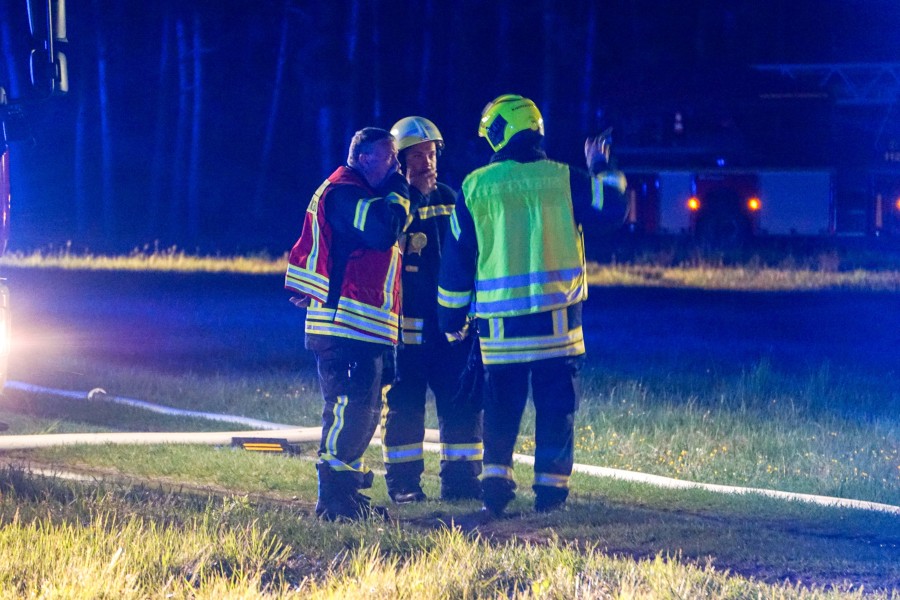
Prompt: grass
<box><xmin>6</xmin><ymin>338</ymin><xmax>899</xmax><ymax>501</ymax></box>
<box><xmin>0</xmin><ymin>367</ymin><xmax>326</xmax><ymax>429</ymax></box>
<box><xmin>4</xmin><ymin>360</ymin><xmax>899</xmax><ymax>507</ymax></box>
<box><xmin>585</xmin><ymin>262</ymin><xmax>900</xmax><ymax>291</ymax></box>
<box><xmin>0</xmin><ymin>250</ymin><xmax>899</xmax><ymax>596</ymax></box>
<box><xmin>2</xmin><ymin>359</ymin><xmax>900</xmax><ymax>596</ymax></box>
<box><xmin>3</xmin><ymin>244</ymin><xmax>900</xmax><ymax>290</ymax></box>
<box><xmin>0</xmin><ymin>481</ymin><xmax>298</xmax><ymax>598</ymax></box>
<box><xmin>0</xmin><ymin>244</ymin><xmax>284</xmax><ymax>274</ymax></box>
<box><xmin>1</xmin><ymin>446</ymin><xmax>899</xmax><ymax>598</ymax></box>
<box><xmin>567</xmin><ymin>365</ymin><xmax>900</xmax><ymax>505</ymax></box>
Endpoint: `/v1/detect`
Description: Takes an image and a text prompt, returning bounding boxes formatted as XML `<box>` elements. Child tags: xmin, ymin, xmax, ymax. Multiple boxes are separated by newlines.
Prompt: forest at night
<box><xmin>2</xmin><ymin>0</ymin><xmax>899</xmax><ymax>252</ymax></box>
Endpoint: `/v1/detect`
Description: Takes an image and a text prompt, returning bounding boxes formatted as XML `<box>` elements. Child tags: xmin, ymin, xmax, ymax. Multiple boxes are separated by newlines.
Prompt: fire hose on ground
<box><xmin>1</xmin><ymin>380</ymin><xmax>898</xmax><ymax>516</ymax></box>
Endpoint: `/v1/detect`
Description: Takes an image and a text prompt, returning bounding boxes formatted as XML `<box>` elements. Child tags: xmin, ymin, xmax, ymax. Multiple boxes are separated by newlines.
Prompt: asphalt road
<box><xmin>7</xmin><ymin>268</ymin><xmax>899</xmax><ymax>384</ymax></box>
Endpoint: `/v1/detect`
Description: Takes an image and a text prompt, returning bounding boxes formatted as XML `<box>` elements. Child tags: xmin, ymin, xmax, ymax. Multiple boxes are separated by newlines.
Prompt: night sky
<box><xmin>2</xmin><ymin>0</ymin><xmax>899</xmax><ymax>252</ymax></box>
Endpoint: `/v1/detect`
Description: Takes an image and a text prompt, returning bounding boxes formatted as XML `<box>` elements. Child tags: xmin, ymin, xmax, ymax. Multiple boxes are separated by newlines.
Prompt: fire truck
<box><xmin>614</xmin><ymin>63</ymin><xmax>900</xmax><ymax>243</ymax></box>
<box><xmin>0</xmin><ymin>0</ymin><xmax>69</xmax><ymax>389</ymax></box>
<box><xmin>621</xmin><ymin>167</ymin><xmax>900</xmax><ymax>241</ymax></box>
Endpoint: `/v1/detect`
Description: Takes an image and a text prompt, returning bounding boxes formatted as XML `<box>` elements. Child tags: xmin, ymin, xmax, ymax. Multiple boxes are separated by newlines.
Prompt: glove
<box><xmin>289</xmin><ymin>295</ymin><xmax>311</xmax><ymax>308</ymax></box>
<box><xmin>585</xmin><ymin>127</ymin><xmax>613</xmax><ymax>175</ymax></box>
<box><xmin>444</xmin><ymin>319</ymin><xmax>470</xmax><ymax>344</ymax></box>
<box><xmin>450</xmin><ymin>335</ymin><xmax>484</xmax><ymax>410</ymax></box>
<box><xmin>382</xmin><ymin>171</ymin><xmax>410</xmax><ymax>197</ymax></box>
<box><xmin>445</xmin><ymin>329</ymin><xmax>469</xmax><ymax>343</ymax></box>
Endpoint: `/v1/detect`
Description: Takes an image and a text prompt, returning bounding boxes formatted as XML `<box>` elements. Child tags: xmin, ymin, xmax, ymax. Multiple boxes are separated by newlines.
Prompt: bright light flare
<box><xmin>747</xmin><ymin>197</ymin><xmax>761</xmax><ymax>211</ymax></box>
<box><xmin>687</xmin><ymin>197</ymin><xmax>700</xmax><ymax>211</ymax></box>
<box><xmin>895</xmin><ymin>197</ymin><xmax>900</xmax><ymax>212</ymax></box>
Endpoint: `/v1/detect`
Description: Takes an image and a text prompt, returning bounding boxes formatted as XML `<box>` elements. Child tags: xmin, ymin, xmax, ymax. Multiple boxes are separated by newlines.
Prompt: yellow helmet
<box><xmin>390</xmin><ymin>116</ymin><xmax>444</xmax><ymax>152</ymax></box>
<box><xmin>478</xmin><ymin>94</ymin><xmax>544</xmax><ymax>152</ymax></box>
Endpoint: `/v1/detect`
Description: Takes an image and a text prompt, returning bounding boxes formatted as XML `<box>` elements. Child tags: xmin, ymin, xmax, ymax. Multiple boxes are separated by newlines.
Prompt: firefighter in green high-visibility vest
<box><xmin>437</xmin><ymin>94</ymin><xmax>627</xmax><ymax>518</ymax></box>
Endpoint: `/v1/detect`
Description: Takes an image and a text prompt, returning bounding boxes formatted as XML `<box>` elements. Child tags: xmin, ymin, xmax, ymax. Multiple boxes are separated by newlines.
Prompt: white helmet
<box><xmin>390</xmin><ymin>116</ymin><xmax>444</xmax><ymax>152</ymax></box>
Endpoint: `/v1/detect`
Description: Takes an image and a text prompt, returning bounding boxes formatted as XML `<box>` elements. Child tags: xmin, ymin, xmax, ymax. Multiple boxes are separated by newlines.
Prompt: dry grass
<box><xmin>585</xmin><ymin>263</ymin><xmax>900</xmax><ymax>291</ymax></box>
<box><xmin>0</xmin><ymin>245</ymin><xmax>285</xmax><ymax>274</ymax></box>
<box><xmin>3</xmin><ymin>245</ymin><xmax>900</xmax><ymax>291</ymax></box>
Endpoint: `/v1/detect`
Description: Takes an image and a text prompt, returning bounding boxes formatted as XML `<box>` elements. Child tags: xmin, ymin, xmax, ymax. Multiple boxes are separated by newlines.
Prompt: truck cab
<box><xmin>622</xmin><ymin>167</ymin><xmax>836</xmax><ymax>241</ymax></box>
<box><xmin>620</xmin><ymin>169</ymin><xmax>761</xmax><ymax>241</ymax></box>
<box><xmin>688</xmin><ymin>171</ymin><xmax>760</xmax><ymax>243</ymax></box>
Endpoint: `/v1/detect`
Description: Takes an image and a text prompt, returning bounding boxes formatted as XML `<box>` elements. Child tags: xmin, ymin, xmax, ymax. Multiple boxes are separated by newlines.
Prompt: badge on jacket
<box><xmin>406</xmin><ymin>232</ymin><xmax>428</xmax><ymax>256</ymax></box>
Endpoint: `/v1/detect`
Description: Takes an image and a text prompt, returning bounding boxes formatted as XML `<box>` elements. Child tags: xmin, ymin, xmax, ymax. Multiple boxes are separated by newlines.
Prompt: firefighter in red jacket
<box><xmin>438</xmin><ymin>95</ymin><xmax>627</xmax><ymax>517</ymax></box>
<box><xmin>285</xmin><ymin>127</ymin><xmax>415</xmax><ymax>521</ymax></box>
<box><xmin>380</xmin><ymin>117</ymin><xmax>483</xmax><ymax>504</ymax></box>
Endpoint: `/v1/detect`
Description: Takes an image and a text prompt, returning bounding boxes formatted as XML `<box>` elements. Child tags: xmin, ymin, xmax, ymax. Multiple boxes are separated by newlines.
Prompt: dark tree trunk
<box><xmin>580</xmin><ymin>2</ymin><xmax>597</xmax><ymax>136</ymax></box>
<box><xmin>497</xmin><ymin>0</ymin><xmax>511</xmax><ymax>85</ymax></box>
<box><xmin>345</xmin><ymin>0</ymin><xmax>361</xmax><ymax>143</ymax></box>
<box><xmin>416</xmin><ymin>0</ymin><xmax>434</xmax><ymax>107</ymax></box>
<box><xmin>73</xmin><ymin>81</ymin><xmax>88</xmax><ymax>236</ymax></box>
<box><xmin>541</xmin><ymin>0</ymin><xmax>555</xmax><ymax>151</ymax></box>
<box><xmin>149</xmin><ymin>9</ymin><xmax>173</xmax><ymax>238</ymax></box>
<box><xmin>171</xmin><ymin>16</ymin><xmax>189</xmax><ymax>242</ymax></box>
<box><xmin>318</xmin><ymin>106</ymin><xmax>334</xmax><ymax>178</ymax></box>
<box><xmin>187</xmin><ymin>10</ymin><xmax>203</xmax><ymax>242</ymax></box>
<box><xmin>370</xmin><ymin>2</ymin><xmax>382</xmax><ymax>122</ymax></box>
<box><xmin>346</xmin><ymin>0</ymin><xmax>360</xmax><ymax>63</ymax></box>
<box><xmin>93</xmin><ymin>0</ymin><xmax>113</xmax><ymax>238</ymax></box>
<box><xmin>253</xmin><ymin>0</ymin><xmax>291</xmax><ymax>222</ymax></box>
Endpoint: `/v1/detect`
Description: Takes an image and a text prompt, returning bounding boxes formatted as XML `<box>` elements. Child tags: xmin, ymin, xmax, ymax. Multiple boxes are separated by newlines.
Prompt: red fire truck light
<box><xmin>747</xmin><ymin>197</ymin><xmax>761</xmax><ymax>211</ymax></box>
<box><xmin>687</xmin><ymin>197</ymin><xmax>700</xmax><ymax>211</ymax></box>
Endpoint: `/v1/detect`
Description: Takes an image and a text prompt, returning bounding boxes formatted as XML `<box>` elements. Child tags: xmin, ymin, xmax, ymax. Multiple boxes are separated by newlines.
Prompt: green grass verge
<box><xmin>1</xmin><ymin>447</ymin><xmax>898</xmax><ymax>598</ymax></box>
<box><xmin>4</xmin><ymin>360</ymin><xmax>897</xmax><ymax>507</ymax></box>
<box><xmin>1</xmin><ymin>252</ymin><xmax>899</xmax><ymax>595</ymax></box>
<box><xmin>2</xmin><ymin>360</ymin><xmax>900</xmax><ymax>596</ymax></box>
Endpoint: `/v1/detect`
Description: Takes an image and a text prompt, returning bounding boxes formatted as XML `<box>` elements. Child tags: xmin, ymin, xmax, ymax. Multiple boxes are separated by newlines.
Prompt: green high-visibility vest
<box><xmin>462</xmin><ymin>159</ymin><xmax>587</xmax><ymax>318</ymax></box>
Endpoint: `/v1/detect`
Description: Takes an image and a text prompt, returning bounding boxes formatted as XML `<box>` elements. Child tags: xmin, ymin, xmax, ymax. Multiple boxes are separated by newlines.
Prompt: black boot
<box><xmin>389</xmin><ymin>487</ymin><xmax>427</xmax><ymax>505</ymax></box>
<box><xmin>440</xmin><ymin>477</ymin><xmax>482</xmax><ymax>501</ymax></box>
<box><xmin>439</xmin><ymin>460</ymin><xmax>482</xmax><ymax>501</ymax></box>
<box><xmin>481</xmin><ymin>477</ymin><xmax>516</xmax><ymax>517</ymax></box>
<box><xmin>534</xmin><ymin>485</ymin><xmax>568</xmax><ymax>513</ymax></box>
<box><xmin>385</xmin><ymin>461</ymin><xmax>427</xmax><ymax>504</ymax></box>
<box><xmin>315</xmin><ymin>463</ymin><xmax>390</xmax><ymax>522</ymax></box>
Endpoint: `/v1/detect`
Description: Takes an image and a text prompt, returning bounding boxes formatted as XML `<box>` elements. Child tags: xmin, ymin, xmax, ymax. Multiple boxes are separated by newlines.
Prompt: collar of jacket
<box><xmin>409</xmin><ymin>186</ymin><xmax>430</xmax><ymax>207</ymax></box>
<box><xmin>343</xmin><ymin>164</ymin><xmax>368</xmax><ymax>183</ymax></box>
<box><xmin>490</xmin><ymin>142</ymin><xmax>547</xmax><ymax>165</ymax></box>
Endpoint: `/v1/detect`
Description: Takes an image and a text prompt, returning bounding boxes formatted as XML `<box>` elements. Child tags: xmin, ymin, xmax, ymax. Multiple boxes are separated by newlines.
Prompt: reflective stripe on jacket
<box><xmin>285</xmin><ymin>166</ymin><xmax>403</xmax><ymax>345</ymax></box>
<box><xmin>399</xmin><ymin>182</ymin><xmax>456</xmax><ymax>346</ymax></box>
<box><xmin>450</xmin><ymin>159</ymin><xmax>588</xmax><ymax>364</ymax></box>
<box><xmin>463</xmin><ymin>160</ymin><xmax>587</xmax><ymax>318</ymax></box>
